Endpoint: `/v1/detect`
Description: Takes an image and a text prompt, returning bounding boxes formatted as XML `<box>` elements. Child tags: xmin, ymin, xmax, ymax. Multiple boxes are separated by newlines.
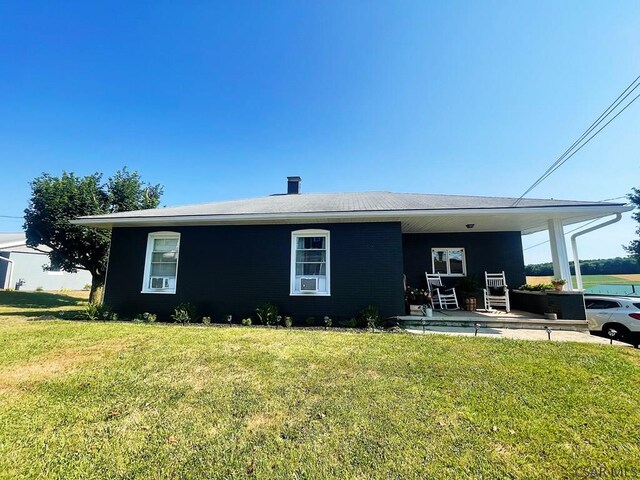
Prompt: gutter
<box><xmin>570</xmin><ymin>213</ymin><xmax>623</xmax><ymax>291</ymax></box>
<box><xmin>0</xmin><ymin>255</ymin><xmax>14</xmax><ymax>290</ymax></box>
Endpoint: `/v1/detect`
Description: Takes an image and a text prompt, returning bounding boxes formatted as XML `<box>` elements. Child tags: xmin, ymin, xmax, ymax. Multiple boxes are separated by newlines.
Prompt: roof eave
<box><xmin>71</xmin><ymin>204</ymin><xmax>633</xmax><ymax>230</ymax></box>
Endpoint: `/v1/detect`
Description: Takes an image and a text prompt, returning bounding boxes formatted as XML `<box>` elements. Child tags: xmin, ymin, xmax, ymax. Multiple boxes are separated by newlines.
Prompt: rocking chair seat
<box><xmin>483</xmin><ymin>271</ymin><xmax>510</xmax><ymax>312</ymax></box>
<box><xmin>425</xmin><ymin>273</ymin><xmax>459</xmax><ymax>310</ymax></box>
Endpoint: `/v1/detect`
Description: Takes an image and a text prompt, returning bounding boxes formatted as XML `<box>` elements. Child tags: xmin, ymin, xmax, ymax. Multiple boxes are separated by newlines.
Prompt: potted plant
<box><xmin>405</xmin><ymin>286</ymin><xmax>432</xmax><ymax>316</ymax></box>
<box><xmin>456</xmin><ymin>276</ymin><xmax>479</xmax><ymax>311</ymax></box>
<box><xmin>551</xmin><ymin>278</ymin><xmax>567</xmax><ymax>292</ymax></box>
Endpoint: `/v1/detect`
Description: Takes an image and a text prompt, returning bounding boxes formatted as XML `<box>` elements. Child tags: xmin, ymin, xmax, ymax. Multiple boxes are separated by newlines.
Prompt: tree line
<box><xmin>525</xmin><ymin>257</ymin><xmax>640</xmax><ymax>276</ymax></box>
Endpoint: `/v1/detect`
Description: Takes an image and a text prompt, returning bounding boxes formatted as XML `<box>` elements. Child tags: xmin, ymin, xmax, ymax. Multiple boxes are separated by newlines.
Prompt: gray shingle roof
<box><xmin>0</xmin><ymin>232</ymin><xmax>27</xmax><ymax>249</ymax></box>
<box><xmin>78</xmin><ymin>191</ymin><xmax>617</xmax><ymax>221</ymax></box>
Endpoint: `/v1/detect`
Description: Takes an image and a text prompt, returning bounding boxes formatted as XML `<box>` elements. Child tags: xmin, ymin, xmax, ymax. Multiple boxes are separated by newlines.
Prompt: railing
<box><xmin>584</xmin><ymin>284</ymin><xmax>639</xmax><ymax>296</ymax></box>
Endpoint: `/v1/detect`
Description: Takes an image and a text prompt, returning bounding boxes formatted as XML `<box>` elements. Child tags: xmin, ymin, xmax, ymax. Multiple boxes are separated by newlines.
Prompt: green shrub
<box><xmin>305</xmin><ymin>316</ymin><xmax>316</xmax><ymax>327</ymax></box>
<box><xmin>35</xmin><ymin>286</ymin><xmax>44</xmax><ymax>292</ymax></box>
<box><xmin>339</xmin><ymin>318</ymin><xmax>359</xmax><ymax>328</ymax></box>
<box><xmin>82</xmin><ymin>284</ymin><xmax>91</xmax><ymax>291</ymax></box>
<box><xmin>172</xmin><ymin>303</ymin><xmax>198</xmax><ymax>325</ymax></box>
<box><xmin>359</xmin><ymin>305</ymin><xmax>380</xmax><ymax>332</ymax></box>
<box><xmin>255</xmin><ymin>303</ymin><xmax>278</xmax><ymax>326</ymax></box>
<box><xmin>85</xmin><ymin>302</ymin><xmax>114</xmax><ymax>321</ymax></box>
<box><xmin>241</xmin><ymin>317</ymin><xmax>252</xmax><ymax>326</ymax></box>
<box><xmin>202</xmin><ymin>316</ymin><xmax>211</xmax><ymax>325</ymax></box>
<box><xmin>323</xmin><ymin>316</ymin><xmax>332</xmax><ymax>329</ymax></box>
<box><xmin>135</xmin><ymin>312</ymin><xmax>157</xmax><ymax>323</ymax></box>
<box><xmin>284</xmin><ymin>316</ymin><xmax>293</xmax><ymax>328</ymax></box>
<box><xmin>518</xmin><ymin>283</ymin><xmax>553</xmax><ymax>291</ymax></box>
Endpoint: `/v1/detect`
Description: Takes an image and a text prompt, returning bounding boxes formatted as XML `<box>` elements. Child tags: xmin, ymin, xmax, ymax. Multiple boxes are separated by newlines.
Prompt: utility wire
<box><xmin>515</xmin><ymin>77</ymin><xmax>640</xmax><ymax>204</ymax></box>
<box><xmin>522</xmin><ymin>218</ymin><xmax>602</xmax><ymax>251</ymax></box>
<box><xmin>519</xmin><ymin>91</ymin><xmax>640</xmax><ymax>202</ymax></box>
<box><xmin>513</xmin><ymin>75</ymin><xmax>640</xmax><ymax>206</ymax></box>
<box><xmin>0</xmin><ymin>215</ymin><xmax>22</xmax><ymax>219</ymax></box>
<box><xmin>522</xmin><ymin>194</ymin><xmax>628</xmax><ymax>251</ymax></box>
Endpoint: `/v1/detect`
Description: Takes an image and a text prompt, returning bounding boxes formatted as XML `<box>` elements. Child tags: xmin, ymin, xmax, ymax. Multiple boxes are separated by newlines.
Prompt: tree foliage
<box><xmin>525</xmin><ymin>256</ymin><xmax>640</xmax><ymax>276</ymax></box>
<box><xmin>24</xmin><ymin>168</ymin><xmax>163</xmax><ymax>302</ymax></box>
<box><xmin>624</xmin><ymin>187</ymin><xmax>640</xmax><ymax>262</ymax></box>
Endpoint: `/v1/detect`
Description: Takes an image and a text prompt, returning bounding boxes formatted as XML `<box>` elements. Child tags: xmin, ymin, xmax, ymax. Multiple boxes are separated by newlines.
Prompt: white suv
<box><xmin>585</xmin><ymin>295</ymin><xmax>640</xmax><ymax>348</ymax></box>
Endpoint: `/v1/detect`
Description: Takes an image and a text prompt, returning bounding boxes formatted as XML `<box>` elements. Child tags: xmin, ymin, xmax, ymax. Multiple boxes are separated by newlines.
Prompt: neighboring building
<box><xmin>0</xmin><ymin>233</ymin><xmax>92</xmax><ymax>291</ymax></box>
<box><xmin>73</xmin><ymin>177</ymin><xmax>631</xmax><ymax>320</ymax></box>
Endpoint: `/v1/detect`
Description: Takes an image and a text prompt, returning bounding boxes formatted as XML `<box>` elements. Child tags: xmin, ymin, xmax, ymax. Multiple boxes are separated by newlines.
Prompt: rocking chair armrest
<box><xmin>437</xmin><ymin>287</ymin><xmax>456</xmax><ymax>294</ymax></box>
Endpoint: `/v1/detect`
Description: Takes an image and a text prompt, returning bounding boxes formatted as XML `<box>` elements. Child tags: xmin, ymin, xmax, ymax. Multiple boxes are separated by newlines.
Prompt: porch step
<box><xmin>394</xmin><ymin>315</ymin><xmax>589</xmax><ymax>332</ymax></box>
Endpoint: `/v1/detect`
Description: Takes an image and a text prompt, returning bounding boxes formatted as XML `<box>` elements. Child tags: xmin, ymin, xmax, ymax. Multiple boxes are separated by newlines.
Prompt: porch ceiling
<box><xmin>396</xmin><ymin>206</ymin><xmax>630</xmax><ymax>235</ymax></box>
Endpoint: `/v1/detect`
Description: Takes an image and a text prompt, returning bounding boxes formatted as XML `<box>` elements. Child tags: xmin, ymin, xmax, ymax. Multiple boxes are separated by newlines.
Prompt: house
<box><xmin>0</xmin><ymin>233</ymin><xmax>92</xmax><ymax>291</ymax></box>
<box><xmin>73</xmin><ymin>177</ymin><xmax>631</xmax><ymax>321</ymax></box>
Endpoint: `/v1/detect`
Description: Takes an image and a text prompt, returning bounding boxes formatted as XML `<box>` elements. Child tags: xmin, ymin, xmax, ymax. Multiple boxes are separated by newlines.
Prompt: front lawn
<box><xmin>0</xmin><ymin>294</ymin><xmax>639</xmax><ymax>479</ymax></box>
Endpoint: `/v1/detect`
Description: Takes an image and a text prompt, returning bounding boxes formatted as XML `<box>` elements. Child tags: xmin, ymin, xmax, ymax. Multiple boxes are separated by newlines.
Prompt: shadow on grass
<box><xmin>0</xmin><ymin>291</ymin><xmax>87</xmax><ymax>317</ymax></box>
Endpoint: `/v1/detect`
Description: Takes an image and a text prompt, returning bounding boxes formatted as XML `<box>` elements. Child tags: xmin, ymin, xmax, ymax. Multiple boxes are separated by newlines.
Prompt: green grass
<box><xmin>0</xmin><ymin>291</ymin><xmax>88</xmax><ymax>317</ymax></box>
<box><xmin>527</xmin><ymin>273</ymin><xmax>640</xmax><ymax>289</ymax></box>
<box><xmin>0</xmin><ymin>293</ymin><xmax>639</xmax><ymax>479</ymax></box>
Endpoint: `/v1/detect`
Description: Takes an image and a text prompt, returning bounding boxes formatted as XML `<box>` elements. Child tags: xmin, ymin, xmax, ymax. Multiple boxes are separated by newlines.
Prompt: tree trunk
<box><xmin>89</xmin><ymin>274</ymin><xmax>105</xmax><ymax>304</ymax></box>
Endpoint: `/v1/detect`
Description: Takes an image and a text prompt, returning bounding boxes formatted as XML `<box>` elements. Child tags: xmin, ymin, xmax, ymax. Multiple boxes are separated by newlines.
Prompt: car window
<box><xmin>634</xmin><ymin>303</ymin><xmax>640</xmax><ymax>309</ymax></box>
<box><xmin>585</xmin><ymin>300</ymin><xmax>620</xmax><ymax>309</ymax></box>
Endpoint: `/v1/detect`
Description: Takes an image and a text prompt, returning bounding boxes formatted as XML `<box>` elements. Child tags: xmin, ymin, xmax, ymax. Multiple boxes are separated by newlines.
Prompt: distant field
<box><xmin>526</xmin><ymin>274</ymin><xmax>640</xmax><ymax>289</ymax></box>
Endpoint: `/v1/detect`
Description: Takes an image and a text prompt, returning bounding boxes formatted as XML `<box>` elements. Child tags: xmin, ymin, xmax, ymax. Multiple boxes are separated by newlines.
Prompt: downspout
<box><xmin>0</xmin><ymin>255</ymin><xmax>14</xmax><ymax>290</ymax></box>
<box><xmin>570</xmin><ymin>213</ymin><xmax>622</xmax><ymax>291</ymax></box>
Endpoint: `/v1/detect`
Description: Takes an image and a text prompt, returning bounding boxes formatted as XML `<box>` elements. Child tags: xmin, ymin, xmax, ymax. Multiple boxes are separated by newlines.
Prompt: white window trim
<box><xmin>290</xmin><ymin>229</ymin><xmax>330</xmax><ymax>296</ymax></box>
<box><xmin>141</xmin><ymin>231</ymin><xmax>181</xmax><ymax>294</ymax></box>
<box><xmin>431</xmin><ymin>247</ymin><xmax>467</xmax><ymax>277</ymax></box>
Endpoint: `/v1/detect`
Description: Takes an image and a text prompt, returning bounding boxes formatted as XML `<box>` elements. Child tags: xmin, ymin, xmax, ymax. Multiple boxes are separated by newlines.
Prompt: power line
<box><xmin>513</xmin><ymin>75</ymin><xmax>640</xmax><ymax>206</ymax></box>
<box><xmin>522</xmin><ymin>217</ymin><xmax>602</xmax><ymax>251</ymax></box>
<box><xmin>0</xmin><ymin>215</ymin><xmax>22</xmax><ymax>219</ymax></box>
<box><xmin>522</xmin><ymin>194</ymin><xmax>628</xmax><ymax>251</ymax></box>
<box><xmin>521</xmin><ymin>91</ymin><xmax>640</xmax><ymax>200</ymax></box>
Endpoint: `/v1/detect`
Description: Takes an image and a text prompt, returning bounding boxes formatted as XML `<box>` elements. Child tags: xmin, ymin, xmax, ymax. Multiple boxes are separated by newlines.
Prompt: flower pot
<box><xmin>409</xmin><ymin>305</ymin><xmax>424</xmax><ymax>316</ymax></box>
<box><xmin>464</xmin><ymin>297</ymin><xmax>477</xmax><ymax>311</ymax></box>
<box><xmin>553</xmin><ymin>284</ymin><xmax>564</xmax><ymax>292</ymax></box>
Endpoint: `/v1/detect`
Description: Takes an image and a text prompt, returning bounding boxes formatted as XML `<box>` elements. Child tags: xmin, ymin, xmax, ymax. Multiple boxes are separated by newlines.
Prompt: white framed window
<box><xmin>431</xmin><ymin>247</ymin><xmax>466</xmax><ymax>276</ymax></box>
<box><xmin>290</xmin><ymin>229</ymin><xmax>330</xmax><ymax>296</ymax></box>
<box><xmin>141</xmin><ymin>232</ymin><xmax>181</xmax><ymax>294</ymax></box>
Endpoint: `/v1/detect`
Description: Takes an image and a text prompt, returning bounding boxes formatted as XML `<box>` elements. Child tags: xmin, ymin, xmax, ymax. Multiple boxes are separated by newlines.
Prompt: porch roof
<box><xmin>72</xmin><ymin>191</ymin><xmax>631</xmax><ymax>234</ymax></box>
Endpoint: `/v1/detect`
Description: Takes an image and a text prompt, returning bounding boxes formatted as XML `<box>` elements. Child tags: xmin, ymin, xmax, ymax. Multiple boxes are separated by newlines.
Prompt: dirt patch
<box><xmin>245</xmin><ymin>412</ymin><xmax>284</xmax><ymax>432</ymax></box>
<box><xmin>615</xmin><ymin>274</ymin><xmax>640</xmax><ymax>282</ymax></box>
<box><xmin>0</xmin><ymin>341</ymin><xmax>129</xmax><ymax>396</ymax></box>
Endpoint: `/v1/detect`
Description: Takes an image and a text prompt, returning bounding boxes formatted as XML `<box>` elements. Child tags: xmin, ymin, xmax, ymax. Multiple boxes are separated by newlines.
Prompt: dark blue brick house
<box><xmin>74</xmin><ymin>177</ymin><xmax>629</xmax><ymax>321</ymax></box>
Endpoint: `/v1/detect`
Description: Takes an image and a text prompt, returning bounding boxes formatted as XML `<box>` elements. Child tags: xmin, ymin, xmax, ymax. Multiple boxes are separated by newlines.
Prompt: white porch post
<box><xmin>548</xmin><ymin>218</ymin><xmax>573</xmax><ymax>291</ymax></box>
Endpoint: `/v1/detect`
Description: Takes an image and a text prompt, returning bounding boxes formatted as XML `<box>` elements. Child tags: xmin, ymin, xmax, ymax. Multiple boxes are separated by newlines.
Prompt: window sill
<box><xmin>140</xmin><ymin>289</ymin><xmax>177</xmax><ymax>294</ymax></box>
<box><xmin>290</xmin><ymin>292</ymin><xmax>331</xmax><ymax>297</ymax></box>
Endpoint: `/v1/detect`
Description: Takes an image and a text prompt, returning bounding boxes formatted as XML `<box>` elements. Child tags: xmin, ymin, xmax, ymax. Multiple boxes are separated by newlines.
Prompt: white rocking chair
<box><xmin>425</xmin><ymin>273</ymin><xmax>459</xmax><ymax>310</ymax></box>
<box><xmin>483</xmin><ymin>271</ymin><xmax>510</xmax><ymax>312</ymax></box>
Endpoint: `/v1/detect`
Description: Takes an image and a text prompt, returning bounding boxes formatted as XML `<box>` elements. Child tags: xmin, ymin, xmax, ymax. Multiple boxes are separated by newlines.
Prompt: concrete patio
<box><xmin>395</xmin><ymin>308</ymin><xmax>588</xmax><ymax>331</ymax></box>
<box><xmin>404</xmin><ymin>325</ymin><xmax>630</xmax><ymax>346</ymax></box>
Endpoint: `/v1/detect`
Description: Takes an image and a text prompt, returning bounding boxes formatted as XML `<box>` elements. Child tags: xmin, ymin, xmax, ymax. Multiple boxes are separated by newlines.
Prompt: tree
<box><xmin>24</xmin><ymin>168</ymin><xmax>163</xmax><ymax>303</ymax></box>
<box><xmin>625</xmin><ymin>188</ymin><xmax>640</xmax><ymax>263</ymax></box>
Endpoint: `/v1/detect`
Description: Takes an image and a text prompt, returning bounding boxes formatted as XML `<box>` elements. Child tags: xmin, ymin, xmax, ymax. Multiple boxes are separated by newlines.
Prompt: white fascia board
<box><xmin>71</xmin><ymin>204</ymin><xmax>632</xmax><ymax>229</ymax></box>
<box><xmin>0</xmin><ymin>242</ymin><xmax>27</xmax><ymax>250</ymax></box>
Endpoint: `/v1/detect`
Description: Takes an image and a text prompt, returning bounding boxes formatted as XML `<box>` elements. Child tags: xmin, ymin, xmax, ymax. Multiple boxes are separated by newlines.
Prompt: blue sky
<box><xmin>0</xmin><ymin>1</ymin><xmax>638</xmax><ymax>264</ymax></box>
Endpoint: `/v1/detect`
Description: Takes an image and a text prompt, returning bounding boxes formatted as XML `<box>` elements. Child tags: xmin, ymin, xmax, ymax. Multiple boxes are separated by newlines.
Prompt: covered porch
<box><xmin>399</xmin><ymin>199</ymin><xmax>631</xmax><ymax>324</ymax></box>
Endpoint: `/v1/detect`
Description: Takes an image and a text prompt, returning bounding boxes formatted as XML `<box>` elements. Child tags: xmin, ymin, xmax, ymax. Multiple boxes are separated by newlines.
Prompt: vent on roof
<box><xmin>287</xmin><ymin>176</ymin><xmax>301</xmax><ymax>195</ymax></box>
